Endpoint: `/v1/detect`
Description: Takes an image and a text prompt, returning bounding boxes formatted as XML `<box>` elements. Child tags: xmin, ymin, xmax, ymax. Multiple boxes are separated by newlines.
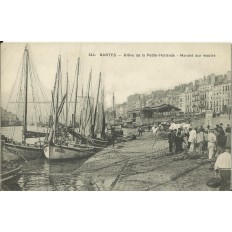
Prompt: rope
<box><xmin>10</xmin><ymin>56</ymin><xmax>25</xmax><ymax>140</ymax></box>
<box><xmin>5</xmin><ymin>144</ymin><xmax>28</xmax><ymax>162</ymax></box>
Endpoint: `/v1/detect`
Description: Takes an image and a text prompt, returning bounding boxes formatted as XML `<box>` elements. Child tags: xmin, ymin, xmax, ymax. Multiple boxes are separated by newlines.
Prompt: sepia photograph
<box><xmin>0</xmin><ymin>43</ymin><xmax>231</xmax><ymax>191</ymax></box>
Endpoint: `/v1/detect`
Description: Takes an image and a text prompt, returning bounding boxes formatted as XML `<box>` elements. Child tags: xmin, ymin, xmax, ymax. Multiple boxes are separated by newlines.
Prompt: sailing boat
<box><xmin>85</xmin><ymin>73</ymin><xmax>109</xmax><ymax>147</ymax></box>
<box><xmin>43</xmin><ymin>57</ymin><xmax>95</xmax><ymax>160</ymax></box>
<box><xmin>109</xmin><ymin>92</ymin><xmax>123</xmax><ymax>138</ymax></box>
<box><xmin>3</xmin><ymin>45</ymin><xmax>48</xmax><ymax>159</ymax></box>
<box><xmin>68</xmin><ymin>71</ymin><xmax>109</xmax><ymax>148</ymax></box>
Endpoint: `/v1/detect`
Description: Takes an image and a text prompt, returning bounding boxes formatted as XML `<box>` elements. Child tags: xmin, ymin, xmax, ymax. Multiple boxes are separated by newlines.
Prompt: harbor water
<box><xmin>1</xmin><ymin>126</ymin><xmax>218</xmax><ymax>191</ymax></box>
<box><xmin>1</xmin><ymin>126</ymin><xmax>136</xmax><ymax>191</ymax></box>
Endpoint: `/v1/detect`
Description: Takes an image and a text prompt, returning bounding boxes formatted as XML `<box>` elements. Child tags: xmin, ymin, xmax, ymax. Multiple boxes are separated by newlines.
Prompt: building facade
<box><xmin>111</xmin><ymin>71</ymin><xmax>231</xmax><ymax>122</ymax></box>
<box><xmin>1</xmin><ymin>108</ymin><xmax>18</xmax><ymax>126</ymax></box>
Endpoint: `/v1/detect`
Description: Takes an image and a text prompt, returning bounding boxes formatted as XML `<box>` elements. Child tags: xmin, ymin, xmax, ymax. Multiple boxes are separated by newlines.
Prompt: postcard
<box><xmin>0</xmin><ymin>43</ymin><xmax>231</xmax><ymax>191</ymax></box>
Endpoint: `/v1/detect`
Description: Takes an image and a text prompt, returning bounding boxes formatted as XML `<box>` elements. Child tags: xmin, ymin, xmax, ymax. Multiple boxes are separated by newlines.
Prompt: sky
<box><xmin>1</xmin><ymin>43</ymin><xmax>231</xmax><ymax>110</ymax></box>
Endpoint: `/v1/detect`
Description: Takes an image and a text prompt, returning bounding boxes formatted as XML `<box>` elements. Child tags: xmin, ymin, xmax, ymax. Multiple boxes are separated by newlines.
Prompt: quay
<box><xmin>71</xmin><ymin>132</ymin><xmax>216</xmax><ymax>191</ymax></box>
<box><xmin>1</xmin><ymin>125</ymin><xmax>226</xmax><ymax>191</ymax></box>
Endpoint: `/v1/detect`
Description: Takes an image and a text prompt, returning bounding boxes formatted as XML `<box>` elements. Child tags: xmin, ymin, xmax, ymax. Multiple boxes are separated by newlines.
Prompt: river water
<box><xmin>1</xmin><ymin>126</ymin><xmax>96</xmax><ymax>190</ymax></box>
<box><xmin>1</xmin><ymin>126</ymin><xmax>136</xmax><ymax>191</ymax></box>
<box><xmin>15</xmin><ymin>158</ymin><xmax>94</xmax><ymax>191</ymax></box>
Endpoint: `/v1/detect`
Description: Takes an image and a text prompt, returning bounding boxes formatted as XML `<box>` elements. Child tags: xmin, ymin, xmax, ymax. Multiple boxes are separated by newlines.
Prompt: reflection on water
<box><xmin>4</xmin><ymin>158</ymin><xmax>95</xmax><ymax>191</ymax></box>
<box><xmin>1</xmin><ymin>127</ymin><xmax>136</xmax><ymax>191</ymax></box>
<box><xmin>1</xmin><ymin>126</ymin><xmax>95</xmax><ymax>191</ymax></box>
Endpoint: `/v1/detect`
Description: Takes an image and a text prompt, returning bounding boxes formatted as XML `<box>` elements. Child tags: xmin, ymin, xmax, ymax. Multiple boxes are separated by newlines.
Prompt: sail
<box><xmin>5</xmin><ymin>45</ymin><xmax>50</xmax><ymax>143</ymax></box>
<box><xmin>83</xmin><ymin>96</ymin><xmax>94</xmax><ymax>137</ymax></box>
<box><xmin>94</xmin><ymin>102</ymin><xmax>103</xmax><ymax>136</ymax></box>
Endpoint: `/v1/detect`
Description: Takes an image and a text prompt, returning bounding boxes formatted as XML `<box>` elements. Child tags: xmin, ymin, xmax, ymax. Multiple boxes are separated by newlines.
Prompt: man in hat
<box><xmin>214</xmin><ymin>146</ymin><xmax>231</xmax><ymax>191</ymax></box>
<box><xmin>152</xmin><ymin>123</ymin><xmax>159</xmax><ymax>142</ymax></box>
<box><xmin>176</xmin><ymin>128</ymin><xmax>183</xmax><ymax>153</ymax></box>
<box><xmin>225</xmin><ymin>124</ymin><xmax>231</xmax><ymax>134</ymax></box>
<box><xmin>207</xmin><ymin>128</ymin><xmax>217</xmax><ymax>160</ymax></box>
<box><xmin>188</xmin><ymin>127</ymin><xmax>197</xmax><ymax>155</ymax></box>
<box><xmin>138</xmin><ymin>126</ymin><xmax>143</xmax><ymax>138</ymax></box>
<box><xmin>199</xmin><ymin>125</ymin><xmax>205</xmax><ymax>133</ymax></box>
<box><xmin>225</xmin><ymin>124</ymin><xmax>231</xmax><ymax>150</ymax></box>
<box><xmin>214</xmin><ymin>124</ymin><xmax>225</xmax><ymax>154</ymax></box>
<box><xmin>168</xmin><ymin>129</ymin><xmax>177</xmax><ymax>154</ymax></box>
<box><xmin>226</xmin><ymin>131</ymin><xmax>231</xmax><ymax>148</ymax></box>
<box><xmin>219</xmin><ymin>123</ymin><xmax>224</xmax><ymax>132</ymax></box>
<box><xmin>196</xmin><ymin>127</ymin><xmax>204</xmax><ymax>156</ymax></box>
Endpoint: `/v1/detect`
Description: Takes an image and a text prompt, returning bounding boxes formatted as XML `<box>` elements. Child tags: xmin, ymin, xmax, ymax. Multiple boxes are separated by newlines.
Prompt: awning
<box><xmin>142</xmin><ymin>104</ymin><xmax>181</xmax><ymax>112</ymax></box>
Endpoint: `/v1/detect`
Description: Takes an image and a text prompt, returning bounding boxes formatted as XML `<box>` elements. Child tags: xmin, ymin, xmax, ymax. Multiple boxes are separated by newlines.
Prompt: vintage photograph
<box><xmin>0</xmin><ymin>43</ymin><xmax>231</xmax><ymax>191</ymax></box>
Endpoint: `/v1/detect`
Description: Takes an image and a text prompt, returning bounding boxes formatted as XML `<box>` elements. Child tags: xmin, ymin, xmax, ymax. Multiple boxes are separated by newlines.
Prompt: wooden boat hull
<box><xmin>67</xmin><ymin>128</ymin><xmax>109</xmax><ymax>147</ymax></box>
<box><xmin>1</xmin><ymin>166</ymin><xmax>22</xmax><ymax>185</ymax></box>
<box><xmin>86</xmin><ymin>137</ymin><xmax>109</xmax><ymax>148</ymax></box>
<box><xmin>43</xmin><ymin>144</ymin><xmax>95</xmax><ymax>160</ymax></box>
<box><xmin>4</xmin><ymin>143</ymin><xmax>44</xmax><ymax>159</ymax></box>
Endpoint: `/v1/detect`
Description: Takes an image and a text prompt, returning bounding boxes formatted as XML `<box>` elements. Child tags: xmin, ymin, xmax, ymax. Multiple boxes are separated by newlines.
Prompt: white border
<box><xmin>1</xmin><ymin>1</ymin><xmax>231</xmax><ymax>232</ymax></box>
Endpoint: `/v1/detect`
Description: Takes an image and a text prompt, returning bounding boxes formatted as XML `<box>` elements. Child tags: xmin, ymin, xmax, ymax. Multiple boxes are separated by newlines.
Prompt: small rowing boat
<box><xmin>1</xmin><ymin>165</ymin><xmax>22</xmax><ymax>187</ymax></box>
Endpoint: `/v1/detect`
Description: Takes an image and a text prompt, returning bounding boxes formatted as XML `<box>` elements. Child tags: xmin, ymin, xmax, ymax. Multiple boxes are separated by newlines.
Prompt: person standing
<box><xmin>226</xmin><ymin>132</ymin><xmax>231</xmax><ymax>148</ymax></box>
<box><xmin>217</xmin><ymin>123</ymin><xmax>226</xmax><ymax>153</ymax></box>
<box><xmin>219</xmin><ymin>123</ymin><xmax>225</xmax><ymax>133</ymax></box>
<box><xmin>176</xmin><ymin>128</ymin><xmax>183</xmax><ymax>153</ymax></box>
<box><xmin>111</xmin><ymin>126</ymin><xmax>115</xmax><ymax>146</ymax></box>
<box><xmin>170</xmin><ymin>129</ymin><xmax>177</xmax><ymax>154</ymax></box>
<box><xmin>168</xmin><ymin>130</ymin><xmax>172</xmax><ymax>153</ymax></box>
<box><xmin>196</xmin><ymin>128</ymin><xmax>204</xmax><ymax>156</ymax></box>
<box><xmin>188</xmin><ymin>127</ymin><xmax>197</xmax><ymax>155</ymax></box>
<box><xmin>214</xmin><ymin>147</ymin><xmax>231</xmax><ymax>191</ymax></box>
<box><xmin>225</xmin><ymin>124</ymin><xmax>231</xmax><ymax>134</ymax></box>
<box><xmin>182</xmin><ymin>133</ymin><xmax>189</xmax><ymax>152</ymax></box>
<box><xmin>199</xmin><ymin>125</ymin><xmax>205</xmax><ymax>133</ymax></box>
<box><xmin>203</xmin><ymin>129</ymin><xmax>208</xmax><ymax>155</ymax></box>
<box><xmin>151</xmin><ymin>123</ymin><xmax>157</xmax><ymax>134</ymax></box>
<box><xmin>207</xmin><ymin>128</ymin><xmax>217</xmax><ymax>160</ymax></box>
<box><xmin>152</xmin><ymin>124</ymin><xmax>159</xmax><ymax>143</ymax></box>
<box><xmin>138</xmin><ymin>126</ymin><xmax>143</xmax><ymax>138</ymax></box>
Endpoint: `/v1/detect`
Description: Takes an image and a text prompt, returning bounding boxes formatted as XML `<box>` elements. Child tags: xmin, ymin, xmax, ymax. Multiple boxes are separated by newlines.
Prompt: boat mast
<box><xmin>65</xmin><ymin>72</ymin><xmax>69</xmax><ymax>128</ymax></box>
<box><xmin>113</xmin><ymin>92</ymin><xmax>115</xmax><ymax>126</ymax></box>
<box><xmin>93</xmin><ymin>72</ymin><xmax>102</xmax><ymax>137</ymax></box>
<box><xmin>139</xmin><ymin>94</ymin><xmax>143</xmax><ymax>125</ymax></box>
<box><xmin>79</xmin><ymin>85</ymin><xmax>84</xmax><ymax>133</ymax></box>
<box><xmin>83</xmin><ymin>69</ymin><xmax>92</xmax><ymax>136</ymax></box>
<box><xmin>22</xmin><ymin>46</ymin><xmax>29</xmax><ymax>144</ymax></box>
<box><xmin>101</xmin><ymin>84</ymin><xmax>106</xmax><ymax>137</ymax></box>
<box><xmin>53</xmin><ymin>56</ymin><xmax>61</xmax><ymax>144</ymax></box>
<box><xmin>72</xmin><ymin>58</ymin><xmax>80</xmax><ymax>139</ymax></box>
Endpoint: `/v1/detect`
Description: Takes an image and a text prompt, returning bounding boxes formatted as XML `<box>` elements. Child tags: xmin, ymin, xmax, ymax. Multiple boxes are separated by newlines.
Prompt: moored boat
<box><xmin>43</xmin><ymin>144</ymin><xmax>95</xmax><ymax>160</ymax></box>
<box><xmin>1</xmin><ymin>165</ymin><xmax>22</xmax><ymax>186</ymax></box>
<box><xmin>3</xmin><ymin>45</ymin><xmax>49</xmax><ymax>159</ymax></box>
<box><xmin>4</xmin><ymin>142</ymin><xmax>43</xmax><ymax>159</ymax></box>
<box><xmin>44</xmin><ymin>56</ymin><xmax>97</xmax><ymax>160</ymax></box>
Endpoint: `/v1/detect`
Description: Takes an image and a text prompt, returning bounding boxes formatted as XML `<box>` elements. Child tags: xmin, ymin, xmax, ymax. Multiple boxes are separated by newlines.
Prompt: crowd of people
<box><xmin>167</xmin><ymin>122</ymin><xmax>231</xmax><ymax>190</ymax></box>
<box><xmin>167</xmin><ymin>123</ymin><xmax>231</xmax><ymax>159</ymax></box>
<box><xmin>133</xmin><ymin>121</ymin><xmax>230</xmax><ymax>190</ymax></box>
